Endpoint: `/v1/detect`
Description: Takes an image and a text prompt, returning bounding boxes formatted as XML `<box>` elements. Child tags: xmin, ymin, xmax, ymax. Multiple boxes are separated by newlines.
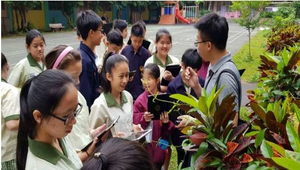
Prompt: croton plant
<box><xmin>170</xmin><ymin>82</ymin><xmax>300</xmax><ymax>169</ymax></box>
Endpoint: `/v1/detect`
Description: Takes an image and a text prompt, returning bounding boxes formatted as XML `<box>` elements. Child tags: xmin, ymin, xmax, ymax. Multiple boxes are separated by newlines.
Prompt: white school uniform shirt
<box><xmin>66</xmin><ymin>91</ymin><xmax>92</xmax><ymax>150</ymax></box>
<box><xmin>144</xmin><ymin>53</ymin><xmax>180</xmax><ymax>80</ymax></box>
<box><xmin>8</xmin><ymin>54</ymin><xmax>45</xmax><ymax>88</ymax></box>
<box><xmin>1</xmin><ymin>81</ymin><xmax>20</xmax><ymax>162</ymax></box>
<box><xmin>89</xmin><ymin>91</ymin><xmax>134</xmax><ymax>136</ymax></box>
<box><xmin>25</xmin><ymin>137</ymin><xmax>82</xmax><ymax>170</ymax></box>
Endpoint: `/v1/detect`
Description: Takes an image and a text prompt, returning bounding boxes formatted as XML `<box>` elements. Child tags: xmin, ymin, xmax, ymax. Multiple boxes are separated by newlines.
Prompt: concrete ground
<box><xmin>1</xmin><ymin>21</ymin><xmax>257</xmax><ymax>106</ymax></box>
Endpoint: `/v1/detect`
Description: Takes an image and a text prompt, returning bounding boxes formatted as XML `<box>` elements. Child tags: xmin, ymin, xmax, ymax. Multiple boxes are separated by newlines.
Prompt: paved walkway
<box><xmin>2</xmin><ymin>23</ymin><xmax>259</xmax><ymax>106</ymax></box>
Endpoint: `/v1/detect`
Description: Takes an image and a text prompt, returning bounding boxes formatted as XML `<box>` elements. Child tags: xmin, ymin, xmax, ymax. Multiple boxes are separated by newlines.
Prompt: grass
<box><xmin>232</xmin><ymin>29</ymin><xmax>270</xmax><ymax>83</ymax></box>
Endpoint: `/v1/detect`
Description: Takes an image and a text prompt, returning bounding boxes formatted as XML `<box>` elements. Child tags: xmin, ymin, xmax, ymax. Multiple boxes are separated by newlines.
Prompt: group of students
<box><xmin>1</xmin><ymin>9</ymin><xmax>242</xmax><ymax>170</ymax></box>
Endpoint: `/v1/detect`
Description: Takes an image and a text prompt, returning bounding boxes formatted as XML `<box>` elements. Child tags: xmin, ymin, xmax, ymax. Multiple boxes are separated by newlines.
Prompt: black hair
<box><xmin>26</xmin><ymin>29</ymin><xmax>45</xmax><ymax>47</ymax></box>
<box><xmin>155</xmin><ymin>28</ymin><xmax>172</xmax><ymax>44</ymax></box>
<box><xmin>1</xmin><ymin>53</ymin><xmax>8</xmax><ymax>72</ymax></box>
<box><xmin>137</xmin><ymin>20</ymin><xmax>146</xmax><ymax>31</ymax></box>
<box><xmin>100</xmin><ymin>54</ymin><xmax>128</xmax><ymax>93</ymax></box>
<box><xmin>101</xmin><ymin>16</ymin><xmax>109</xmax><ymax>23</ymax></box>
<box><xmin>194</xmin><ymin>13</ymin><xmax>228</xmax><ymax>50</ymax></box>
<box><xmin>76</xmin><ymin>29</ymin><xmax>81</xmax><ymax>37</ymax></box>
<box><xmin>76</xmin><ymin>10</ymin><xmax>103</xmax><ymax>40</ymax></box>
<box><xmin>144</xmin><ymin>63</ymin><xmax>161</xmax><ymax>91</ymax></box>
<box><xmin>113</xmin><ymin>19</ymin><xmax>127</xmax><ymax>33</ymax></box>
<box><xmin>131</xmin><ymin>23</ymin><xmax>144</xmax><ymax>38</ymax></box>
<box><xmin>181</xmin><ymin>48</ymin><xmax>202</xmax><ymax>70</ymax></box>
<box><xmin>16</xmin><ymin>70</ymin><xmax>75</xmax><ymax>170</ymax></box>
<box><xmin>107</xmin><ymin>30</ymin><xmax>123</xmax><ymax>47</ymax></box>
<box><xmin>81</xmin><ymin>138</ymin><xmax>154</xmax><ymax>170</ymax></box>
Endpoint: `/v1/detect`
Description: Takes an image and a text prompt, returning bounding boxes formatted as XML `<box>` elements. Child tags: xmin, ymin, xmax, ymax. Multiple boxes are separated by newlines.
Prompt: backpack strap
<box><xmin>215</xmin><ymin>68</ymin><xmax>243</xmax><ymax>124</ymax></box>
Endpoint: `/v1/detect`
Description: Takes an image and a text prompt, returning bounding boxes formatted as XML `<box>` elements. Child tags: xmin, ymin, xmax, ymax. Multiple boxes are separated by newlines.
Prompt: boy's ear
<box><xmin>106</xmin><ymin>72</ymin><xmax>112</xmax><ymax>82</ymax></box>
<box><xmin>105</xmin><ymin>41</ymin><xmax>109</xmax><ymax>47</ymax></box>
<box><xmin>33</xmin><ymin>110</ymin><xmax>42</xmax><ymax>124</ymax></box>
<box><xmin>207</xmin><ymin>41</ymin><xmax>212</xmax><ymax>51</ymax></box>
<box><xmin>89</xmin><ymin>29</ymin><xmax>94</xmax><ymax>38</ymax></box>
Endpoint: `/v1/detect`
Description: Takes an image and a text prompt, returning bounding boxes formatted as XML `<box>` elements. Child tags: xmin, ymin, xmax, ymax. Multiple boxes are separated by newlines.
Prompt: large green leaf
<box><xmin>261</xmin><ymin>139</ymin><xmax>274</xmax><ymax>158</ymax></box>
<box><xmin>170</xmin><ymin>94</ymin><xmax>198</xmax><ymax>109</ymax></box>
<box><xmin>286</xmin><ymin>122</ymin><xmax>300</xmax><ymax>152</ymax></box>
<box><xmin>255</xmin><ymin>129</ymin><xmax>266</xmax><ymax>148</ymax></box>
<box><xmin>293</xmin><ymin>103</ymin><xmax>300</xmax><ymax>122</ymax></box>
<box><xmin>285</xmin><ymin>150</ymin><xmax>300</xmax><ymax>162</ymax></box>
<box><xmin>208</xmin><ymin>86</ymin><xmax>225</xmax><ymax>116</ymax></box>
<box><xmin>198</xmin><ymin>96</ymin><xmax>208</xmax><ymax>116</ymax></box>
<box><xmin>265</xmin><ymin>141</ymin><xmax>286</xmax><ymax>157</ymax></box>
<box><xmin>272</xmin><ymin>158</ymin><xmax>300</xmax><ymax>169</ymax></box>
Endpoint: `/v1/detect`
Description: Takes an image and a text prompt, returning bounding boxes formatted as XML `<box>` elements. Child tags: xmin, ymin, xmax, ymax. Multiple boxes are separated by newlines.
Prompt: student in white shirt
<box><xmin>44</xmin><ymin>45</ymin><xmax>106</xmax><ymax>161</ymax></box>
<box><xmin>144</xmin><ymin>28</ymin><xmax>180</xmax><ymax>92</ymax></box>
<box><xmin>90</xmin><ymin>54</ymin><xmax>141</xmax><ymax>137</ymax></box>
<box><xmin>1</xmin><ymin>53</ymin><xmax>20</xmax><ymax>170</ymax></box>
<box><xmin>16</xmin><ymin>70</ymin><xmax>84</xmax><ymax>170</ymax></box>
<box><xmin>8</xmin><ymin>29</ymin><xmax>46</xmax><ymax>88</ymax></box>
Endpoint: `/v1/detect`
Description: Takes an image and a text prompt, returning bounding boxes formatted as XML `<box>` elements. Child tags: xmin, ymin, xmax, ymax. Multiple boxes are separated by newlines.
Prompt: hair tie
<box><xmin>52</xmin><ymin>46</ymin><xmax>73</xmax><ymax>69</ymax></box>
<box><xmin>94</xmin><ymin>152</ymin><xmax>107</xmax><ymax>169</ymax></box>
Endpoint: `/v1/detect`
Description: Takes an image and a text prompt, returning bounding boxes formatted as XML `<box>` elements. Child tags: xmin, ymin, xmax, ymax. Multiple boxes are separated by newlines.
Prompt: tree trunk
<box><xmin>248</xmin><ymin>29</ymin><xmax>252</xmax><ymax>61</ymax></box>
<box><xmin>14</xmin><ymin>9</ymin><xmax>20</xmax><ymax>31</ymax></box>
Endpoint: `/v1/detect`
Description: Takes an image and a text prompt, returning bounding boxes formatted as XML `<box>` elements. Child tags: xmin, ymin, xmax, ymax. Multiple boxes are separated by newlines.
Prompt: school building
<box><xmin>1</xmin><ymin>1</ymin><xmax>158</xmax><ymax>34</ymax></box>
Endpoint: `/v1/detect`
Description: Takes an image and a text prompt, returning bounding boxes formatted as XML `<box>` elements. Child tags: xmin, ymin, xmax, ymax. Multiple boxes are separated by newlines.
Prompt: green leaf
<box><xmin>209</xmin><ymin>138</ymin><xmax>227</xmax><ymax>151</ymax></box>
<box><xmin>285</xmin><ymin>150</ymin><xmax>300</xmax><ymax>162</ymax></box>
<box><xmin>195</xmin><ymin>142</ymin><xmax>208</xmax><ymax>160</ymax></box>
<box><xmin>260</xmin><ymin>139</ymin><xmax>273</xmax><ymax>158</ymax></box>
<box><xmin>170</xmin><ymin>94</ymin><xmax>198</xmax><ymax>109</ymax></box>
<box><xmin>206</xmin><ymin>85</ymin><xmax>216</xmax><ymax>110</ymax></box>
<box><xmin>272</xmin><ymin>158</ymin><xmax>300</xmax><ymax>169</ymax></box>
<box><xmin>255</xmin><ymin>129</ymin><xmax>266</xmax><ymax>148</ymax></box>
<box><xmin>198</xmin><ymin>96</ymin><xmax>208</xmax><ymax>115</ymax></box>
<box><xmin>292</xmin><ymin>103</ymin><xmax>300</xmax><ymax>122</ymax></box>
<box><xmin>265</xmin><ymin>140</ymin><xmax>286</xmax><ymax>157</ymax></box>
<box><xmin>245</xmin><ymin>131</ymin><xmax>259</xmax><ymax>137</ymax></box>
<box><xmin>209</xmin><ymin>86</ymin><xmax>225</xmax><ymax>116</ymax></box>
<box><xmin>273</xmin><ymin>90</ymin><xmax>284</xmax><ymax>96</ymax></box>
<box><xmin>286</xmin><ymin>122</ymin><xmax>300</xmax><ymax>152</ymax></box>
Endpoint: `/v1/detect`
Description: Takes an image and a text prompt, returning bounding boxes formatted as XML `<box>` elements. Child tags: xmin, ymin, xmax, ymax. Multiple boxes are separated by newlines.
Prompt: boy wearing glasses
<box><xmin>76</xmin><ymin>10</ymin><xmax>103</xmax><ymax>110</ymax></box>
<box><xmin>183</xmin><ymin>13</ymin><xmax>241</xmax><ymax>126</ymax></box>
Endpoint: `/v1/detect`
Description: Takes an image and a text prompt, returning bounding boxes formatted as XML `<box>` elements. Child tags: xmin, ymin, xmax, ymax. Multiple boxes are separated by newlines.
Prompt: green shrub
<box><xmin>267</xmin><ymin>25</ymin><xmax>300</xmax><ymax>55</ymax></box>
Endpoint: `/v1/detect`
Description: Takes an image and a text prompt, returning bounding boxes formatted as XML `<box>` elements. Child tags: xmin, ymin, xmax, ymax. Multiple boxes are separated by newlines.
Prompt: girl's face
<box><xmin>40</xmin><ymin>85</ymin><xmax>78</xmax><ymax>139</ymax></box>
<box><xmin>155</xmin><ymin>35</ymin><xmax>171</xmax><ymax>57</ymax></box>
<box><xmin>107</xmin><ymin>62</ymin><xmax>129</xmax><ymax>93</ymax></box>
<box><xmin>122</xmin><ymin>28</ymin><xmax>128</xmax><ymax>39</ymax></box>
<box><xmin>64</xmin><ymin>61</ymin><xmax>82</xmax><ymax>86</ymax></box>
<box><xmin>27</xmin><ymin>36</ymin><xmax>45</xmax><ymax>62</ymax></box>
<box><xmin>142</xmin><ymin>69</ymin><xmax>160</xmax><ymax>94</ymax></box>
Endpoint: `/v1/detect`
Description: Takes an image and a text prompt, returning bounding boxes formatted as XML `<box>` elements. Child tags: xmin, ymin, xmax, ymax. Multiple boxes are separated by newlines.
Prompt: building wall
<box><xmin>48</xmin><ymin>10</ymin><xmax>67</xmax><ymax>26</ymax></box>
<box><xmin>27</xmin><ymin>9</ymin><xmax>45</xmax><ymax>29</ymax></box>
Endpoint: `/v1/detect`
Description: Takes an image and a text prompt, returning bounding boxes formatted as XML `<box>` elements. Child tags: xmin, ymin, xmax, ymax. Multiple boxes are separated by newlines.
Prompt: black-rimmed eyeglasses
<box><xmin>194</xmin><ymin>40</ymin><xmax>209</xmax><ymax>47</ymax></box>
<box><xmin>49</xmin><ymin>103</ymin><xmax>82</xmax><ymax>125</ymax></box>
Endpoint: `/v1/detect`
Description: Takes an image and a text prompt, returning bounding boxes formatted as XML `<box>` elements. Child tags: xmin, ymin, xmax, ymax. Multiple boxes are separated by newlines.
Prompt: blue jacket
<box><xmin>78</xmin><ymin>42</ymin><xmax>100</xmax><ymax>110</ymax></box>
